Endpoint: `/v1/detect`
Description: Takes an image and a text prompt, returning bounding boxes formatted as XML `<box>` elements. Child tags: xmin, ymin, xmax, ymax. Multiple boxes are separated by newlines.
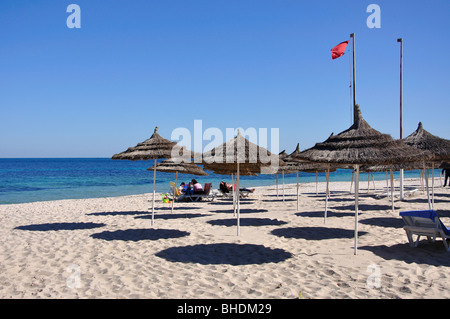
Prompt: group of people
<box><xmin>178</xmin><ymin>179</ymin><xmax>203</xmax><ymax>195</ymax></box>
<box><xmin>177</xmin><ymin>180</ymin><xmax>256</xmax><ymax>196</ymax></box>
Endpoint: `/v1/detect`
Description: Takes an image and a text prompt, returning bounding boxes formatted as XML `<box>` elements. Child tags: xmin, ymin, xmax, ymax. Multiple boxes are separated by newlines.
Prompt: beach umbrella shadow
<box><xmin>295</xmin><ymin>211</ymin><xmax>355</xmax><ymax>218</ymax></box>
<box><xmin>91</xmin><ymin>228</ymin><xmax>189</xmax><ymax>241</ymax></box>
<box><xmin>207</xmin><ymin>217</ymin><xmax>287</xmax><ymax>227</ymax></box>
<box><xmin>155</xmin><ymin>243</ymin><xmax>292</xmax><ymax>265</ymax></box>
<box><xmin>135</xmin><ymin>213</ymin><xmax>212</xmax><ymax>220</ymax></box>
<box><xmin>15</xmin><ymin>222</ymin><xmax>106</xmax><ymax>231</ymax></box>
<box><xmin>209</xmin><ymin>208</ymin><xmax>268</xmax><ymax>214</ymax></box>
<box><xmin>359</xmin><ymin>243</ymin><xmax>450</xmax><ymax>267</ymax></box>
<box><xmin>87</xmin><ymin>211</ymin><xmax>150</xmax><ymax>217</ymax></box>
<box><xmin>359</xmin><ymin>217</ymin><xmax>404</xmax><ymax>228</ymax></box>
<box><xmin>271</xmin><ymin>226</ymin><xmax>368</xmax><ymax>240</ymax></box>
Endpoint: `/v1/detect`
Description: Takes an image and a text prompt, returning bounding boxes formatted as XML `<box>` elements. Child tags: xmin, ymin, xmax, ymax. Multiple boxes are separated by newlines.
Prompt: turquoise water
<box><xmin>0</xmin><ymin>158</ymin><xmax>430</xmax><ymax>205</ymax></box>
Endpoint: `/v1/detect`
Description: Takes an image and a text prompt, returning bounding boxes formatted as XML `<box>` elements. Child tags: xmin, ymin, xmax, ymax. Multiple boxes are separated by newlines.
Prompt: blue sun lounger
<box><xmin>399</xmin><ymin>210</ymin><xmax>450</xmax><ymax>251</ymax></box>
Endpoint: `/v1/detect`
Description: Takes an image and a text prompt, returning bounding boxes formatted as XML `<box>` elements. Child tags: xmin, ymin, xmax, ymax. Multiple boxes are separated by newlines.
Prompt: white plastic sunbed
<box><xmin>399</xmin><ymin>210</ymin><xmax>450</xmax><ymax>251</ymax></box>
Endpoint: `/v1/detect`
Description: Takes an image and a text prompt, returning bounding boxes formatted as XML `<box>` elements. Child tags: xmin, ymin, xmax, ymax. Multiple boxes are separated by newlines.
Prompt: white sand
<box><xmin>0</xmin><ymin>177</ymin><xmax>449</xmax><ymax>299</ymax></box>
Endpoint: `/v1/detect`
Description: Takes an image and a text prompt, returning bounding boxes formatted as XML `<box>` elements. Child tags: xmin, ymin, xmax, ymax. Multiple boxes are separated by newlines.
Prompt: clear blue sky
<box><xmin>1</xmin><ymin>0</ymin><xmax>449</xmax><ymax>157</ymax></box>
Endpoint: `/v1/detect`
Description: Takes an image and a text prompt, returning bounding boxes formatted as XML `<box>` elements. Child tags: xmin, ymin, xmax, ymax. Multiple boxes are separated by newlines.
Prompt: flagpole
<box><xmin>398</xmin><ymin>38</ymin><xmax>404</xmax><ymax>200</ymax></box>
<box><xmin>350</xmin><ymin>33</ymin><xmax>356</xmax><ymax>124</ymax></box>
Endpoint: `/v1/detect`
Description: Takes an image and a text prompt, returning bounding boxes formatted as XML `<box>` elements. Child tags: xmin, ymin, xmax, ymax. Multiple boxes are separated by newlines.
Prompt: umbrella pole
<box><xmin>432</xmin><ymin>162</ymin><xmax>435</xmax><ymax>208</ymax></box>
<box><xmin>390</xmin><ymin>169</ymin><xmax>394</xmax><ymax>212</ymax></box>
<box><xmin>423</xmin><ymin>162</ymin><xmax>431</xmax><ymax>210</ymax></box>
<box><xmin>354</xmin><ymin>164</ymin><xmax>360</xmax><ymax>255</ymax></box>
<box><xmin>296</xmin><ymin>170</ymin><xmax>299</xmax><ymax>212</ymax></box>
<box><xmin>282</xmin><ymin>172</ymin><xmax>285</xmax><ymax>203</ymax></box>
<box><xmin>371</xmin><ymin>172</ymin><xmax>376</xmax><ymax>191</ymax></box>
<box><xmin>152</xmin><ymin>158</ymin><xmax>156</xmax><ymax>226</ymax></box>
<box><xmin>316</xmin><ymin>171</ymin><xmax>318</xmax><ymax>195</ymax></box>
<box><xmin>385</xmin><ymin>171</ymin><xmax>389</xmax><ymax>198</ymax></box>
<box><xmin>232</xmin><ymin>173</ymin><xmax>236</xmax><ymax>217</ymax></box>
<box><xmin>439</xmin><ymin>169</ymin><xmax>443</xmax><ymax>187</ymax></box>
<box><xmin>350</xmin><ymin>170</ymin><xmax>354</xmax><ymax>194</ymax></box>
<box><xmin>276</xmin><ymin>174</ymin><xmax>279</xmax><ymax>199</ymax></box>
<box><xmin>324</xmin><ymin>164</ymin><xmax>330</xmax><ymax>223</ymax></box>
<box><xmin>420</xmin><ymin>169</ymin><xmax>424</xmax><ymax>192</ymax></box>
<box><xmin>367</xmin><ymin>173</ymin><xmax>370</xmax><ymax>194</ymax></box>
<box><xmin>171</xmin><ymin>171</ymin><xmax>177</xmax><ymax>214</ymax></box>
<box><xmin>237</xmin><ymin>163</ymin><xmax>240</xmax><ymax>236</ymax></box>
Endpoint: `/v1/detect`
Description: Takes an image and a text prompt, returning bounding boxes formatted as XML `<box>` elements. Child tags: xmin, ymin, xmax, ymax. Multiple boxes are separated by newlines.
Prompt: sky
<box><xmin>0</xmin><ymin>0</ymin><xmax>449</xmax><ymax>158</ymax></box>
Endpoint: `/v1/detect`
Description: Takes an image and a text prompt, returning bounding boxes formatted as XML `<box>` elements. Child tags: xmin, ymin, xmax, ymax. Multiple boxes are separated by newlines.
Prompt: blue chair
<box><xmin>399</xmin><ymin>210</ymin><xmax>450</xmax><ymax>251</ymax></box>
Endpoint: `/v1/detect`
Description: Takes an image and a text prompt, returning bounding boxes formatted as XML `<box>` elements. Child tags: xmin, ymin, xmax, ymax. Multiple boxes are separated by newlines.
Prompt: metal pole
<box><xmin>398</xmin><ymin>38</ymin><xmax>405</xmax><ymax>200</ymax></box>
<box><xmin>171</xmin><ymin>171</ymin><xmax>177</xmax><ymax>213</ymax></box>
<box><xmin>324</xmin><ymin>164</ymin><xmax>330</xmax><ymax>224</ymax></box>
<box><xmin>152</xmin><ymin>158</ymin><xmax>156</xmax><ymax>226</ymax></box>
<box><xmin>237</xmin><ymin>163</ymin><xmax>240</xmax><ymax>236</ymax></box>
<box><xmin>350</xmin><ymin>33</ymin><xmax>357</xmax><ymax>124</ymax></box>
<box><xmin>390</xmin><ymin>169</ymin><xmax>395</xmax><ymax>213</ymax></box>
<box><xmin>296</xmin><ymin>170</ymin><xmax>299</xmax><ymax>211</ymax></box>
<box><xmin>424</xmin><ymin>162</ymin><xmax>431</xmax><ymax>210</ymax></box>
<box><xmin>354</xmin><ymin>164</ymin><xmax>360</xmax><ymax>255</ymax></box>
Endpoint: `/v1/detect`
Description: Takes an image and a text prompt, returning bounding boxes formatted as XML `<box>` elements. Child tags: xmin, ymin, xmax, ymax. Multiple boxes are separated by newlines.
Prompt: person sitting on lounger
<box><xmin>220</xmin><ymin>181</ymin><xmax>255</xmax><ymax>193</ymax></box>
<box><xmin>189</xmin><ymin>179</ymin><xmax>203</xmax><ymax>194</ymax></box>
<box><xmin>178</xmin><ymin>182</ymin><xmax>188</xmax><ymax>194</ymax></box>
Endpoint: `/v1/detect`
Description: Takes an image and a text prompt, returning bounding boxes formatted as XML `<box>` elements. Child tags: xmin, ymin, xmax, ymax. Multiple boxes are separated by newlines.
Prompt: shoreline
<box><xmin>1</xmin><ymin>177</ymin><xmax>449</xmax><ymax>299</ymax></box>
<box><xmin>0</xmin><ymin>176</ymin><xmax>438</xmax><ymax>207</ymax></box>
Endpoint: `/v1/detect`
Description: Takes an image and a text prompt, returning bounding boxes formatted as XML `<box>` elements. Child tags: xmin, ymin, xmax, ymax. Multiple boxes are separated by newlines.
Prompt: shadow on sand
<box><xmin>359</xmin><ymin>243</ymin><xmax>450</xmax><ymax>267</ymax></box>
<box><xmin>136</xmin><ymin>213</ymin><xmax>212</xmax><ymax>220</ymax></box>
<box><xmin>359</xmin><ymin>217</ymin><xmax>404</xmax><ymax>228</ymax></box>
<box><xmin>209</xmin><ymin>208</ymin><xmax>268</xmax><ymax>214</ymax></box>
<box><xmin>155</xmin><ymin>243</ymin><xmax>292</xmax><ymax>265</ymax></box>
<box><xmin>207</xmin><ymin>217</ymin><xmax>287</xmax><ymax>227</ymax></box>
<box><xmin>271</xmin><ymin>226</ymin><xmax>367</xmax><ymax>240</ymax></box>
<box><xmin>91</xmin><ymin>228</ymin><xmax>190</xmax><ymax>241</ymax></box>
<box><xmin>15</xmin><ymin>222</ymin><xmax>106</xmax><ymax>231</ymax></box>
<box><xmin>295</xmin><ymin>211</ymin><xmax>355</xmax><ymax>218</ymax></box>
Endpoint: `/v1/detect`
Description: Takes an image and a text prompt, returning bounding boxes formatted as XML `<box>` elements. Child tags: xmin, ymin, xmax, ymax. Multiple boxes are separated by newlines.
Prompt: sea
<box><xmin>0</xmin><ymin>158</ymin><xmax>433</xmax><ymax>205</ymax></box>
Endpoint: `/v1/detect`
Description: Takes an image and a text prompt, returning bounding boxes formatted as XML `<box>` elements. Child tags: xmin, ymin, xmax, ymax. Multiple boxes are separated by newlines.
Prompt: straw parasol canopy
<box><xmin>112</xmin><ymin>126</ymin><xmax>188</xmax><ymax>226</ymax></box>
<box><xmin>293</xmin><ymin>105</ymin><xmax>433</xmax><ymax>255</ymax></box>
<box><xmin>403</xmin><ymin>122</ymin><xmax>450</xmax><ymax>163</ymax></box>
<box><xmin>202</xmin><ymin>130</ymin><xmax>281</xmax><ymax>175</ymax></box>
<box><xmin>112</xmin><ymin>126</ymin><xmax>179</xmax><ymax>160</ymax></box>
<box><xmin>294</xmin><ymin>106</ymin><xmax>433</xmax><ymax>166</ymax></box>
<box><xmin>147</xmin><ymin>159</ymin><xmax>208</xmax><ymax>176</ymax></box>
<box><xmin>283</xmin><ymin>143</ymin><xmax>338</xmax><ymax>173</ymax></box>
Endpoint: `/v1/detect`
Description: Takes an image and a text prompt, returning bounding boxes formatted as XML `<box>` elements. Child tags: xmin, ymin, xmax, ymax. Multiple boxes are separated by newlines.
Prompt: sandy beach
<box><xmin>0</xmin><ymin>177</ymin><xmax>449</xmax><ymax>299</ymax></box>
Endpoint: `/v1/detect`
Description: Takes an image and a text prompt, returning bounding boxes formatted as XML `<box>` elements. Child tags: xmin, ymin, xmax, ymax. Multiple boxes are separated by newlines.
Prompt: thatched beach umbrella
<box><xmin>294</xmin><ymin>105</ymin><xmax>432</xmax><ymax>254</ymax></box>
<box><xmin>202</xmin><ymin>130</ymin><xmax>281</xmax><ymax>235</ymax></box>
<box><xmin>147</xmin><ymin>159</ymin><xmax>208</xmax><ymax>213</ymax></box>
<box><xmin>403</xmin><ymin>122</ymin><xmax>450</xmax><ymax>208</ymax></box>
<box><xmin>112</xmin><ymin>126</ymin><xmax>181</xmax><ymax>226</ymax></box>
<box><xmin>403</xmin><ymin>122</ymin><xmax>450</xmax><ymax>162</ymax></box>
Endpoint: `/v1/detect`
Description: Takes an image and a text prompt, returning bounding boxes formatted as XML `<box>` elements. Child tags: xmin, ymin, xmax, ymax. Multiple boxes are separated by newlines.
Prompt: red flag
<box><xmin>331</xmin><ymin>41</ymin><xmax>349</xmax><ymax>60</ymax></box>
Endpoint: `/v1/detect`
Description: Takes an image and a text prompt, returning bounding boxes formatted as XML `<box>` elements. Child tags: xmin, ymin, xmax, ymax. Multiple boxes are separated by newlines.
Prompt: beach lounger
<box><xmin>399</xmin><ymin>210</ymin><xmax>450</xmax><ymax>251</ymax></box>
<box><xmin>169</xmin><ymin>182</ymin><xmax>182</xmax><ymax>200</ymax></box>
<box><xmin>218</xmin><ymin>184</ymin><xmax>253</xmax><ymax>199</ymax></box>
<box><xmin>185</xmin><ymin>183</ymin><xmax>216</xmax><ymax>202</ymax></box>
